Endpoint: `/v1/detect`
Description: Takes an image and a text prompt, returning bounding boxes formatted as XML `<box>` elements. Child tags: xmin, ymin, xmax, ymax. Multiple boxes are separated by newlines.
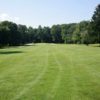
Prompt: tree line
<box><xmin>0</xmin><ymin>4</ymin><xmax>100</xmax><ymax>47</ymax></box>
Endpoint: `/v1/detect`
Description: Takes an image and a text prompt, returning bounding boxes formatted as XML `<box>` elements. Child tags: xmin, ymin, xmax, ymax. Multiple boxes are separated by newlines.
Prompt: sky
<box><xmin>0</xmin><ymin>0</ymin><xmax>100</xmax><ymax>28</ymax></box>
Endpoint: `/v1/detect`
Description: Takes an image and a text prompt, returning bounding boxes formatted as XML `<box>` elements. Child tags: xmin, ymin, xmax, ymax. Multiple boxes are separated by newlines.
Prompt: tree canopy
<box><xmin>0</xmin><ymin>4</ymin><xmax>100</xmax><ymax>47</ymax></box>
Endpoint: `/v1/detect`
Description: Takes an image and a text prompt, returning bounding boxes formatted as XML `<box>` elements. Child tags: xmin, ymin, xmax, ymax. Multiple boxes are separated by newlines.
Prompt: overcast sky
<box><xmin>0</xmin><ymin>0</ymin><xmax>99</xmax><ymax>27</ymax></box>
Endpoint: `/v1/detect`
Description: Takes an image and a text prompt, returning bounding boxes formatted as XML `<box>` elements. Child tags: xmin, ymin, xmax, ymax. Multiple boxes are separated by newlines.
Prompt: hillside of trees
<box><xmin>0</xmin><ymin>4</ymin><xmax>100</xmax><ymax>47</ymax></box>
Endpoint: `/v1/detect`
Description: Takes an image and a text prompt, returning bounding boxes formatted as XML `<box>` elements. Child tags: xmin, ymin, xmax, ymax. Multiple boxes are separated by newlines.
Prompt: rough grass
<box><xmin>0</xmin><ymin>43</ymin><xmax>100</xmax><ymax>100</ymax></box>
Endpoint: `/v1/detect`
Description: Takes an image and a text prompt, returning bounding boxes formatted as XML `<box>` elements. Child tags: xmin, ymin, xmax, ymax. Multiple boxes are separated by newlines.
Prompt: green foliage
<box><xmin>0</xmin><ymin>20</ymin><xmax>94</xmax><ymax>47</ymax></box>
<box><xmin>0</xmin><ymin>4</ymin><xmax>100</xmax><ymax>46</ymax></box>
<box><xmin>42</xmin><ymin>27</ymin><xmax>52</xmax><ymax>43</ymax></box>
<box><xmin>51</xmin><ymin>25</ymin><xmax>62</xmax><ymax>43</ymax></box>
<box><xmin>72</xmin><ymin>24</ymin><xmax>80</xmax><ymax>43</ymax></box>
<box><xmin>61</xmin><ymin>24</ymin><xmax>76</xmax><ymax>43</ymax></box>
<box><xmin>90</xmin><ymin>4</ymin><xmax>100</xmax><ymax>45</ymax></box>
<box><xmin>0</xmin><ymin>21</ymin><xmax>20</xmax><ymax>46</ymax></box>
<box><xmin>72</xmin><ymin>21</ymin><xmax>90</xmax><ymax>44</ymax></box>
<box><xmin>36</xmin><ymin>25</ymin><xmax>43</xmax><ymax>42</ymax></box>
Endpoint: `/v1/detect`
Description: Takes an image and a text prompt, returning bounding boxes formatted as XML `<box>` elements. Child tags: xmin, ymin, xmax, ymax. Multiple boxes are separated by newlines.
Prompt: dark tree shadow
<box><xmin>93</xmin><ymin>45</ymin><xmax>100</xmax><ymax>47</ymax></box>
<box><xmin>0</xmin><ymin>51</ymin><xmax>23</xmax><ymax>55</ymax></box>
<box><xmin>91</xmin><ymin>45</ymin><xmax>100</xmax><ymax>48</ymax></box>
<box><xmin>0</xmin><ymin>44</ymin><xmax>36</xmax><ymax>49</ymax></box>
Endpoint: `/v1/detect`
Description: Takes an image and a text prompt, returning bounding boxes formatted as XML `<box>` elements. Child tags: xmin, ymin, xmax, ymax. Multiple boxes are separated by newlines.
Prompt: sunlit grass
<box><xmin>0</xmin><ymin>44</ymin><xmax>100</xmax><ymax>100</ymax></box>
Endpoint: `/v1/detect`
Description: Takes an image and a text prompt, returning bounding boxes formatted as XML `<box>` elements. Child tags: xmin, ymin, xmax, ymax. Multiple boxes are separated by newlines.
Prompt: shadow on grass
<box><xmin>0</xmin><ymin>51</ymin><xmax>23</xmax><ymax>55</ymax></box>
<box><xmin>0</xmin><ymin>44</ymin><xmax>36</xmax><ymax>49</ymax></box>
<box><xmin>93</xmin><ymin>45</ymin><xmax>100</xmax><ymax>47</ymax></box>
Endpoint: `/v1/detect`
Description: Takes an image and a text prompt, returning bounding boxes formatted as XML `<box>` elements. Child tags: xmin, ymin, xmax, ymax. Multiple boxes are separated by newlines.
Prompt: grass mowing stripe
<box><xmin>57</xmin><ymin>44</ymin><xmax>100</xmax><ymax>100</ymax></box>
<box><xmin>0</xmin><ymin>45</ymin><xmax>40</xmax><ymax>80</ymax></box>
<box><xmin>17</xmin><ymin>44</ymin><xmax>64</xmax><ymax>100</ymax></box>
<box><xmin>53</xmin><ymin>45</ymin><xmax>78</xmax><ymax>100</ymax></box>
<box><xmin>69</xmin><ymin>52</ymin><xmax>78</xmax><ymax>100</ymax></box>
<box><xmin>76</xmin><ymin>47</ymin><xmax>100</xmax><ymax>100</ymax></box>
<box><xmin>46</xmin><ymin>47</ymin><xmax>63</xmax><ymax>99</ymax></box>
<box><xmin>0</xmin><ymin>45</ymin><xmax>45</xmax><ymax>100</ymax></box>
<box><xmin>0</xmin><ymin>44</ymin><xmax>100</xmax><ymax>100</ymax></box>
<box><xmin>12</xmin><ymin>46</ymin><xmax>49</xmax><ymax>100</ymax></box>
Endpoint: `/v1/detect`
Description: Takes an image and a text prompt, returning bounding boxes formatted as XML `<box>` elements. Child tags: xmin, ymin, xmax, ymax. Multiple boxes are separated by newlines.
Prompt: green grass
<box><xmin>0</xmin><ymin>43</ymin><xmax>100</xmax><ymax>100</ymax></box>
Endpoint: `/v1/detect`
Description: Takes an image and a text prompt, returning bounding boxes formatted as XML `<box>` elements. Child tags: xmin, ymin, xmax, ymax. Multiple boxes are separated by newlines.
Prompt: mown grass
<box><xmin>0</xmin><ymin>44</ymin><xmax>100</xmax><ymax>100</ymax></box>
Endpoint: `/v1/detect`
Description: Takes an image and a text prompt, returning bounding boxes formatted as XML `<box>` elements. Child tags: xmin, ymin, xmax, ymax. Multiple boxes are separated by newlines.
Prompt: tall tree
<box><xmin>91</xmin><ymin>4</ymin><xmax>100</xmax><ymax>45</ymax></box>
<box><xmin>18</xmin><ymin>24</ymin><xmax>28</xmax><ymax>44</ymax></box>
<box><xmin>27</xmin><ymin>27</ymin><xmax>35</xmax><ymax>43</ymax></box>
<box><xmin>42</xmin><ymin>27</ymin><xmax>52</xmax><ymax>43</ymax></box>
<box><xmin>0</xmin><ymin>21</ymin><xmax>20</xmax><ymax>46</ymax></box>
<box><xmin>72</xmin><ymin>24</ymin><xmax>81</xmax><ymax>44</ymax></box>
<box><xmin>51</xmin><ymin>25</ymin><xmax>62</xmax><ymax>43</ymax></box>
<box><xmin>37</xmin><ymin>25</ymin><xmax>43</xmax><ymax>42</ymax></box>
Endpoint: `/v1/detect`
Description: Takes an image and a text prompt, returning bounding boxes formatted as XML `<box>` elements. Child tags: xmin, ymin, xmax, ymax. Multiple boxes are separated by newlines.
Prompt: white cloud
<box><xmin>0</xmin><ymin>13</ymin><xmax>9</xmax><ymax>21</ymax></box>
<box><xmin>14</xmin><ymin>17</ymin><xmax>20</xmax><ymax>21</ymax></box>
<box><xmin>0</xmin><ymin>13</ymin><xmax>20</xmax><ymax>23</ymax></box>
